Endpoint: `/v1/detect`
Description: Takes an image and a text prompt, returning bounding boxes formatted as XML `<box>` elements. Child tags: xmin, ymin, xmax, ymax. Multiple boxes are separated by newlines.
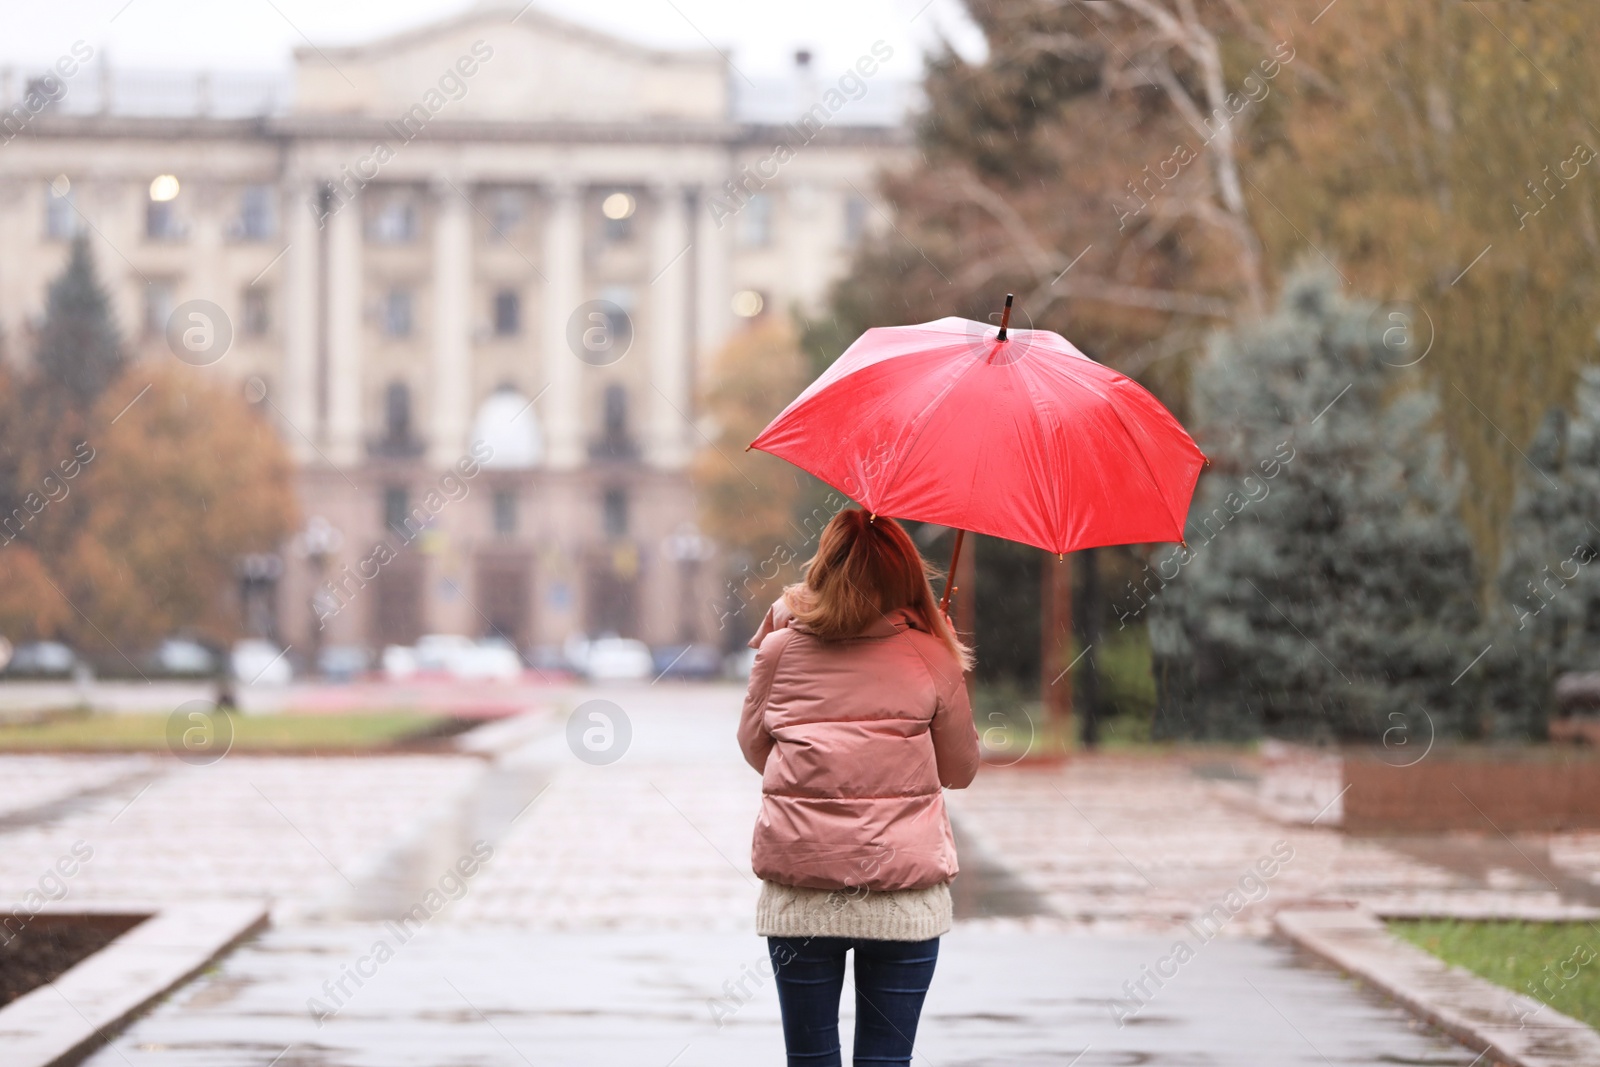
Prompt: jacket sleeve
<box><xmin>930</xmin><ymin>659</ymin><xmax>980</xmax><ymax>789</ymax></box>
<box><xmin>737</xmin><ymin>630</ymin><xmax>789</xmax><ymax>773</ymax></box>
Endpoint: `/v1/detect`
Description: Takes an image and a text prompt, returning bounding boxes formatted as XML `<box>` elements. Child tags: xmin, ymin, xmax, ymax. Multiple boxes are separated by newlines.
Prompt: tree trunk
<box><xmin>1042</xmin><ymin>551</ymin><xmax>1073</xmax><ymax>744</ymax></box>
<box><xmin>1078</xmin><ymin>548</ymin><xmax>1103</xmax><ymax>748</ymax></box>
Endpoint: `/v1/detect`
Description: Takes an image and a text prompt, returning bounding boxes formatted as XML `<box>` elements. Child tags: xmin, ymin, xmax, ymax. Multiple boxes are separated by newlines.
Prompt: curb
<box><xmin>0</xmin><ymin>899</ymin><xmax>269</xmax><ymax>1067</ymax></box>
<box><xmin>1275</xmin><ymin>906</ymin><xmax>1600</xmax><ymax>1067</ymax></box>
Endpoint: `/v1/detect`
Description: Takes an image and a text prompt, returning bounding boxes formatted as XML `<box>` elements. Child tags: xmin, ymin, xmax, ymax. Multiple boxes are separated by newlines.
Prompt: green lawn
<box><xmin>0</xmin><ymin>711</ymin><xmax>460</xmax><ymax>752</ymax></box>
<box><xmin>1389</xmin><ymin>919</ymin><xmax>1600</xmax><ymax>1029</ymax></box>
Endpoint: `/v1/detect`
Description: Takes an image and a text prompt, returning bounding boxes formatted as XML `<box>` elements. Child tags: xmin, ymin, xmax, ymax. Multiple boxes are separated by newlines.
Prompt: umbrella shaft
<box><xmin>939</xmin><ymin>529</ymin><xmax>967</xmax><ymax>615</ymax></box>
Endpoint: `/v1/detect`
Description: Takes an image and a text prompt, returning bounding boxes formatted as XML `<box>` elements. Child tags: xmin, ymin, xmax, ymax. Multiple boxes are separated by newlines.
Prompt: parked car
<box><xmin>231</xmin><ymin>640</ymin><xmax>291</xmax><ymax>686</ymax></box>
<box><xmin>415</xmin><ymin>634</ymin><xmax>475</xmax><ymax>674</ymax></box>
<box><xmin>725</xmin><ymin>647</ymin><xmax>757</xmax><ymax>681</ymax></box>
<box><xmin>318</xmin><ymin>645</ymin><xmax>372</xmax><ymax>682</ymax></box>
<box><xmin>5</xmin><ymin>641</ymin><xmax>79</xmax><ymax>678</ymax></box>
<box><xmin>526</xmin><ymin>644</ymin><xmax>575</xmax><ymax>676</ymax></box>
<box><xmin>149</xmin><ymin>638</ymin><xmax>216</xmax><ymax>677</ymax></box>
<box><xmin>382</xmin><ymin>644</ymin><xmax>419</xmax><ymax>680</ymax></box>
<box><xmin>408</xmin><ymin>634</ymin><xmax>523</xmax><ymax>681</ymax></box>
<box><xmin>583</xmin><ymin>637</ymin><xmax>654</xmax><ymax>682</ymax></box>
<box><xmin>650</xmin><ymin>643</ymin><xmax>724</xmax><ymax>681</ymax></box>
<box><xmin>454</xmin><ymin>638</ymin><xmax>523</xmax><ymax>682</ymax></box>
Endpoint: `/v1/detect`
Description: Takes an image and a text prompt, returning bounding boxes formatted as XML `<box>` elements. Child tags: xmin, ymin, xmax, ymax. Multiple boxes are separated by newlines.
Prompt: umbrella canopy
<box><xmin>749</xmin><ymin>313</ymin><xmax>1205</xmax><ymax>555</ymax></box>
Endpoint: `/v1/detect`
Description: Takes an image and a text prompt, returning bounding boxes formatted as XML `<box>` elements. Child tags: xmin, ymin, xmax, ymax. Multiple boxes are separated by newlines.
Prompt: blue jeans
<box><xmin>767</xmin><ymin>936</ymin><xmax>940</xmax><ymax>1067</ymax></box>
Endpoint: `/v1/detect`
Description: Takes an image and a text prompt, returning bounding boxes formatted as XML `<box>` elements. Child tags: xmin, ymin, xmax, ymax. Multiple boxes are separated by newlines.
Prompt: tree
<box><xmin>1251</xmin><ymin>0</ymin><xmax>1600</xmax><ymax>579</ymax></box>
<box><xmin>693</xmin><ymin>319</ymin><xmax>822</xmax><ymax>642</ymax></box>
<box><xmin>32</xmin><ymin>235</ymin><xmax>124</xmax><ymax>408</ymax></box>
<box><xmin>1494</xmin><ymin>369</ymin><xmax>1600</xmax><ymax>734</ymax></box>
<box><xmin>0</xmin><ymin>246</ymin><xmax>297</xmax><ymax>659</ymax></box>
<box><xmin>48</xmin><ymin>365</ymin><xmax>298</xmax><ymax>656</ymax></box>
<box><xmin>1147</xmin><ymin>271</ymin><xmax>1484</xmax><ymax>740</ymax></box>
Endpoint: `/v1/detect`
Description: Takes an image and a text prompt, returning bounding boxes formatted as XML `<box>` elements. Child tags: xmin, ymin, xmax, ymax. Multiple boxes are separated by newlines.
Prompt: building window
<box><xmin>384</xmin><ymin>486</ymin><xmax>410</xmax><ymax>537</ymax></box>
<box><xmin>146</xmin><ymin>200</ymin><xmax>184</xmax><ymax>241</ymax></box>
<box><xmin>493</xmin><ymin>289</ymin><xmax>520</xmax><ymax>336</ymax></box>
<box><xmin>233</xmin><ymin>184</ymin><xmax>276</xmax><ymax>240</ymax></box>
<box><xmin>241</xmin><ymin>288</ymin><xmax>270</xmax><ymax>335</ymax></box>
<box><xmin>602</xmin><ymin>486</ymin><xmax>629</xmax><ymax>538</ymax></box>
<box><xmin>598</xmin><ymin>284</ymin><xmax>635</xmax><ymax>343</ymax></box>
<box><xmin>371</xmin><ymin>198</ymin><xmax>418</xmax><ymax>243</ymax></box>
<box><xmin>382</xmin><ymin>288</ymin><xmax>413</xmax><ymax>337</ymax></box>
<box><xmin>493</xmin><ymin>489</ymin><xmax>517</xmax><ymax>537</ymax></box>
<box><xmin>488</xmin><ymin>190</ymin><xmax>521</xmax><ymax>242</ymax></box>
<box><xmin>591</xmin><ymin>382</ymin><xmax>637</xmax><ymax>461</ymax></box>
<box><xmin>144</xmin><ymin>281</ymin><xmax>176</xmax><ymax>336</ymax></box>
<box><xmin>739</xmin><ymin>192</ymin><xmax>773</xmax><ymax>247</ymax></box>
<box><xmin>45</xmin><ymin>179</ymin><xmax>79</xmax><ymax>240</ymax></box>
<box><xmin>601</xmin><ymin>190</ymin><xmax>636</xmax><ymax>242</ymax></box>
<box><xmin>384</xmin><ymin>382</ymin><xmax>412</xmax><ymax>444</ymax></box>
<box><xmin>603</xmin><ymin>385</ymin><xmax>628</xmax><ymax>441</ymax></box>
<box><xmin>844</xmin><ymin>194</ymin><xmax>869</xmax><ymax>245</ymax></box>
<box><xmin>145</xmin><ymin>174</ymin><xmax>183</xmax><ymax>242</ymax></box>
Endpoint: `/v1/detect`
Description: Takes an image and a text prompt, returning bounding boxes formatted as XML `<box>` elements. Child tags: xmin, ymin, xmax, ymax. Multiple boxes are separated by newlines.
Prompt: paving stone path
<box><xmin>0</xmin><ymin>683</ymin><xmax>1587</xmax><ymax>1063</ymax></box>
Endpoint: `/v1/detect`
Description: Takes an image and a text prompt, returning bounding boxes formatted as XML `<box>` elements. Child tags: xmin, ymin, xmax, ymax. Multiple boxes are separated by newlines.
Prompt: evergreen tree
<box><xmin>33</xmin><ymin>236</ymin><xmax>124</xmax><ymax>408</ymax></box>
<box><xmin>1147</xmin><ymin>271</ymin><xmax>1483</xmax><ymax>741</ymax></box>
<box><xmin>1494</xmin><ymin>368</ymin><xmax>1600</xmax><ymax>734</ymax></box>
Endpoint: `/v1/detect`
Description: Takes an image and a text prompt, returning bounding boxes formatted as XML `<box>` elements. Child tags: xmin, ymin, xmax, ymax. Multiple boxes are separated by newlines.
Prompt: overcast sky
<box><xmin>0</xmin><ymin>0</ymin><xmax>985</xmax><ymax>78</ymax></box>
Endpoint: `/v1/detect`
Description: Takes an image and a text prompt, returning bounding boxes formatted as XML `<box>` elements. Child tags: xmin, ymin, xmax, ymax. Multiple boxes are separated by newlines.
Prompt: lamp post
<box><xmin>296</xmin><ymin>516</ymin><xmax>343</xmax><ymax>675</ymax></box>
<box><xmin>661</xmin><ymin>523</ymin><xmax>715</xmax><ymax>643</ymax></box>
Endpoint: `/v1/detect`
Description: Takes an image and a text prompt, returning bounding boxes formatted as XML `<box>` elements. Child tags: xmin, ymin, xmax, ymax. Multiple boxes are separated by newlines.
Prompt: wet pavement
<box><xmin>0</xmin><ymin>683</ymin><xmax>1590</xmax><ymax>1063</ymax></box>
<box><xmin>92</xmin><ymin>926</ymin><xmax>1478</xmax><ymax>1066</ymax></box>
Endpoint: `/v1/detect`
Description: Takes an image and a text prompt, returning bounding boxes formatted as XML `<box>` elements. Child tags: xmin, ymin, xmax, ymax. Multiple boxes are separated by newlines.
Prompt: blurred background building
<box><xmin>0</xmin><ymin>2</ymin><xmax>911</xmax><ymax>655</ymax></box>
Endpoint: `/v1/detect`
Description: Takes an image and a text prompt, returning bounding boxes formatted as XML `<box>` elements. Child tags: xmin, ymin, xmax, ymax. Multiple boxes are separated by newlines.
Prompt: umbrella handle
<box><xmin>939</xmin><ymin>528</ymin><xmax>967</xmax><ymax>614</ymax></box>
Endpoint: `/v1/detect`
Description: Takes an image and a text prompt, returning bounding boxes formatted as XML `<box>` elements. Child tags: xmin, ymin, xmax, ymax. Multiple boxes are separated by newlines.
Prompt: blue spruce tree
<box><xmin>1146</xmin><ymin>271</ymin><xmax>1484</xmax><ymax>741</ymax></box>
<box><xmin>1494</xmin><ymin>367</ymin><xmax>1600</xmax><ymax>737</ymax></box>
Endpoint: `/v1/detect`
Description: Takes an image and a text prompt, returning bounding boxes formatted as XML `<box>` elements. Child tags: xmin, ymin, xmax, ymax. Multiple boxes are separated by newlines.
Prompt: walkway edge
<box><xmin>0</xmin><ymin>899</ymin><xmax>269</xmax><ymax>1067</ymax></box>
<box><xmin>1275</xmin><ymin>906</ymin><xmax>1600</xmax><ymax>1067</ymax></box>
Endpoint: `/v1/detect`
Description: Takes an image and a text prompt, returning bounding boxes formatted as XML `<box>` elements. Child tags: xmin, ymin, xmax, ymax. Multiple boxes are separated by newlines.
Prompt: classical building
<box><xmin>0</xmin><ymin>4</ymin><xmax>910</xmax><ymax>657</ymax></box>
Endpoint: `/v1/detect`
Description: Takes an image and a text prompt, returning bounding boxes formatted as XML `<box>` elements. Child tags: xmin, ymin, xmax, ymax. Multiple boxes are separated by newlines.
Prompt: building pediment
<box><xmin>293</xmin><ymin>2</ymin><xmax>728</xmax><ymax>124</ymax></box>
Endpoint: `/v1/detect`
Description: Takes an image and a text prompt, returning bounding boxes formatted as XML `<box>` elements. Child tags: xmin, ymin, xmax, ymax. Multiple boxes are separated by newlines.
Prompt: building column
<box><xmin>788</xmin><ymin>181</ymin><xmax>829</xmax><ymax>312</ymax></box>
<box><xmin>431</xmin><ymin>179</ymin><xmax>473</xmax><ymax>466</ymax></box>
<box><xmin>541</xmin><ymin>181</ymin><xmax>584</xmax><ymax>470</ymax></box>
<box><xmin>282</xmin><ymin>180</ymin><xmax>319</xmax><ymax>460</ymax></box>
<box><xmin>648</xmin><ymin>183</ymin><xmax>692</xmax><ymax>469</ymax></box>
<box><xmin>326</xmin><ymin>193</ymin><xmax>364</xmax><ymax>465</ymax></box>
<box><xmin>693</xmin><ymin>182</ymin><xmax>732</xmax><ymax>379</ymax></box>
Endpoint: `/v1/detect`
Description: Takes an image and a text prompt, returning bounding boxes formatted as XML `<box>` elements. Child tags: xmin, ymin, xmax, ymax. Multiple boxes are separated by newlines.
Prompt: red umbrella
<box><xmin>749</xmin><ymin>296</ymin><xmax>1206</xmax><ymax>609</ymax></box>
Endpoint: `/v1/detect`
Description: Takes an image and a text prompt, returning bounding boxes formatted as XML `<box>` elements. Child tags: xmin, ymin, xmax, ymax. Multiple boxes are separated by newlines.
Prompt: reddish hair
<box><xmin>783</xmin><ymin>509</ymin><xmax>972</xmax><ymax>671</ymax></box>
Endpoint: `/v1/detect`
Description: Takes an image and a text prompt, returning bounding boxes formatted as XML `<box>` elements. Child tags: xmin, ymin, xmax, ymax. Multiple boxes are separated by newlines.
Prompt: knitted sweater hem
<box><xmin>755</xmin><ymin>880</ymin><xmax>952</xmax><ymax>941</ymax></box>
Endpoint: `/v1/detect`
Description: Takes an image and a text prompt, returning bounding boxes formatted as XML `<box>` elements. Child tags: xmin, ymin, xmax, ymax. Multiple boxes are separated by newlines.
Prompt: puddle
<box><xmin>950</xmin><ymin>815</ymin><xmax>1057</xmax><ymax>919</ymax></box>
<box><xmin>337</xmin><ymin>758</ymin><xmax>552</xmax><ymax>921</ymax></box>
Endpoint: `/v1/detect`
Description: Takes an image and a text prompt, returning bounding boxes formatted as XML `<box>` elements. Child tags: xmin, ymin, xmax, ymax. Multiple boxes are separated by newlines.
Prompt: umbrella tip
<box><xmin>869</xmin><ymin>513</ymin><xmax>877</xmax><ymax>523</ymax></box>
<box><xmin>997</xmin><ymin>293</ymin><xmax>1014</xmax><ymax>341</ymax></box>
<box><xmin>1058</xmin><ymin>553</ymin><xmax>1064</xmax><ymax>563</ymax></box>
<box><xmin>1202</xmin><ymin>455</ymin><xmax>1211</xmax><ymax>468</ymax></box>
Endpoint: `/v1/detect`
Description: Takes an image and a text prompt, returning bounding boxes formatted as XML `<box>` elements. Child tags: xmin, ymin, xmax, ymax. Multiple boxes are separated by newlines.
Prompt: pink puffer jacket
<box><xmin>737</xmin><ymin>598</ymin><xmax>980</xmax><ymax>892</ymax></box>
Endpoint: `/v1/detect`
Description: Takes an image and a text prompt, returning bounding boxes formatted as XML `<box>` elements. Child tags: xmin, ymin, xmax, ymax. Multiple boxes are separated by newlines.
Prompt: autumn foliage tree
<box><xmin>693</xmin><ymin>318</ymin><xmax>822</xmax><ymax>642</ymax></box>
<box><xmin>0</xmin><ymin>239</ymin><xmax>297</xmax><ymax>661</ymax></box>
<box><xmin>1246</xmin><ymin>0</ymin><xmax>1600</xmax><ymax>574</ymax></box>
